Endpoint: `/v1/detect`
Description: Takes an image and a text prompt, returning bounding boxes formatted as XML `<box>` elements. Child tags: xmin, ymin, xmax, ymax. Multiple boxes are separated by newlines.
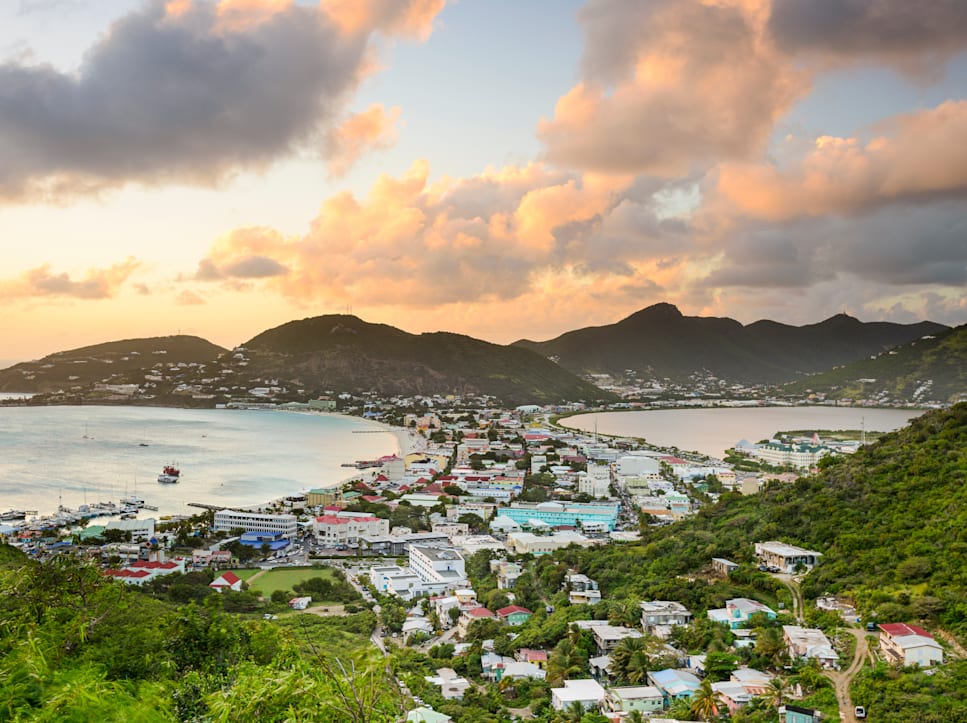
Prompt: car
<box><xmin>854</xmin><ymin>705</ymin><xmax>867</xmax><ymax>719</ymax></box>
<box><xmin>866</xmin><ymin>622</ymin><xmax>877</xmax><ymax>632</ymax></box>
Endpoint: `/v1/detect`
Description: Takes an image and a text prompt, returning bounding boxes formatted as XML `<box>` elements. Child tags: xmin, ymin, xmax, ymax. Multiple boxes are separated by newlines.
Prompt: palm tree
<box><xmin>625</xmin><ymin>648</ymin><xmax>650</xmax><ymax>685</ymax></box>
<box><xmin>762</xmin><ymin>675</ymin><xmax>789</xmax><ymax>709</ymax></box>
<box><xmin>690</xmin><ymin>678</ymin><xmax>721</xmax><ymax>721</ymax></box>
<box><xmin>547</xmin><ymin>638</ymin><xmax>586</xmax><ymax>686</ymax></box>
<box><xmin>610</xmin><ymin>636</ymin><xmax>647</xmax><ymax>682</ymax></box>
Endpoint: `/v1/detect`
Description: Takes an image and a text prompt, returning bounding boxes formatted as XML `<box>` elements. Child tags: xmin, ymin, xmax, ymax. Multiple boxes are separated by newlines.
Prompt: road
<box><xmin>824</xmin><ymin>625</ymin><xmax>870</xmax><ymax>723</ymax></box>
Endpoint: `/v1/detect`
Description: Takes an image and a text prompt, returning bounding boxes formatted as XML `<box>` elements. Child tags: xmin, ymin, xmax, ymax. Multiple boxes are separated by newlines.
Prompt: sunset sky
<box><xmin>1</xmin><ymin>0</ymin><xmax>966</xmax><ymax>365</ymax></box>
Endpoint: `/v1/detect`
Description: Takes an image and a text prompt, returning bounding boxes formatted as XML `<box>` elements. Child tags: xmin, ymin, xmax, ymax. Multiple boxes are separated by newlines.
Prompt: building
<box><xmin>103</xmin><ymin>558</ymin><xmax>186</xmax><ymax>586</ymax></box>
<box><xmin>564</xmin><ymin>573</ymin><xmax>602</xmax><ymax>605</ymax></box>
<box><xmin>457</xmin><ymin>607</ymin><xmax>495</xmax><ymax>638</ymax></box>
<box><xmin>755</xmin><ymin>541</ymin><xmax>823</xmax><ymax>573</ymax></box>
<box><xmin>648</xmin><ymin>668</ymin><xmax>700</xmax><ymax>705</ymax></box>
<box><xmin>369</xmin><ymin>565</ymin><xmax>423</xmax><ymax>599</ymax></box>
<box><xmin>289</xmin><ymin>596</ymin><xmax>312</xmax><ymax>610</ymax></box>
<box><xmin>712</xmin><ymin>681</ymin><xmax>753</xmax><ymax>715</ymax></box>
<box><xmin>783</xmin><ymin>626</ymin><xmax>838</xmax><ymax>669</ymax></box>
<box><xmin>408</xmin><ymin>546</ymin><xmax>468</xmax><ymax>591</ymax></box>
<box><xmin>711</xmin><ymin>558</ymin><xmax>739</xmax><ymax>576</ymax></box>
<box><xmin>591</xmin><ymin>625</ymin><xmax>643</xmax><ymax>654</ymax></box>
<box><xmin>493</xmin><ymin>559</ymin><xmax>523</xmax><ymax>589</ymax></box>
<box><xmin>779</xmin><ymin>705</ymin><xmax>824</xmax><ymax>723</ymax></box>
<box><xmin>640</xmin><ymin>600</ymin><xmax>693</xmax><ymax>637</ymax></box>
<box><xmin>604</xmin><ymin>685</ymin><xmax>664</xmax><ymax>715</ymax></box>
<box><xmin>500</xmin><ymin>501</ymin><xmax>620</xmax><ymax>532</ymax></box>
<box><xmin>213</xmin><ymin>510</ymin><xmax>297</xmax><ymax>538</ymax></box>
<box><xmin>407</xmin><ymin>707</ymin><xmax>452</xmax><ymax>723</ymax></box>
<box><xmin>506</xmin><ymin>531</ymin><xmax>595</xmax><ymax>556</ymax></box>
<box><xmin>550</xmin><ymin>679</ymin><xmax>606</xmax><ymax>711</ymax></box>
<box><xmin>708</xmin><ymin>598</ymin><xmax>777</xmax><ymax>629</ymax></box>
<box><xmin>752</xmin><ymin>441</ymin><xmax>831</xmax><ymax>468</ymax></box>
<box><xmin>496</xmin><ymin>605</ymin><xmax>533</xmax><ymax>626</ymax></box>
<box><xmin>878</xmin><ymin>623</ymin><xmax>944</xmax><ymax>667</ymax></box>
<box><xmin>313</xmin><ymin>514</ymin><xmax>388</xmax><ymax>545</ymax></box>
<box><xmin>306</xmin><ymin>483</ymin><xmax>344</xmax><ymax>508</ymax></box>
<box><xmin>209</xmin><ymin>571</ymin><xmax>243</xmax><ymax>592</ymax></box>
<box><xmin>424</xmin><ymin>669</ymin><xmax>471</xmax><ymax>700</ymax></box>
<box><xmin>578</xmin><ymin>463</ymin><xmax>612</xmax><ymax>498</ymax></box>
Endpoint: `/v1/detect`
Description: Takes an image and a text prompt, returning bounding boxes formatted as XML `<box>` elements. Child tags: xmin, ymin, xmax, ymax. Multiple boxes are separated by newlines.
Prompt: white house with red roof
<box><xmin>878</xmin><ymin>623</ymin><xmax>944</xmax><ymax>667</ymax></box>
<box><xmin>209</xmin><ymin>571</ymin><xmax>243</xmax><ymax>592</ymax></box>
<box><xmin>104</xmin><ymin>557</ymin><xmax>185</xmax><ymax>586</ymax></box>
<box><xmin>457</xmin><ymin>607</ymin><xmax>495</xmax><ymax>638</ymax></box>
<box><xmin>313</xmin><ymin>514</ymin><xmax>389</xmax><ymax>545</ymax></box>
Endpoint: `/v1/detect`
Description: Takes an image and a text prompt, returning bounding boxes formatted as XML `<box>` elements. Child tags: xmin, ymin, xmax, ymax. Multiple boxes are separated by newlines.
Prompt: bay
<box><xmin>560</xmin><ymin>406</ymin><xmax>927</xmax><ymax>459</ymax></box>
<box><xmin>0</xmin><ymin>406</ymin><xmax>398</xmax><ymax>517</ymax></box>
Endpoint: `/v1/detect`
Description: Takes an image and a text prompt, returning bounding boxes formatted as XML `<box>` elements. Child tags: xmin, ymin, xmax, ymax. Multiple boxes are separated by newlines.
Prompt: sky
<box><xmin>1</xmin><ymin>0</ymin><xmax>966</xmax><ymax>364</ymax></box>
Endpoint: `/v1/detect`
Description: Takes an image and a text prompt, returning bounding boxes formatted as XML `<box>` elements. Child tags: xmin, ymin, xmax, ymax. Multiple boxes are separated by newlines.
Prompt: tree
<box><xmin>690</xmin><ymin>678</ymin><xmax>721</xmax><ymax>721</ymax></box>
<box><xmin>547</xmin><ymin>638</ymin><xmax>587</xmax><ymax>686</ymax></box>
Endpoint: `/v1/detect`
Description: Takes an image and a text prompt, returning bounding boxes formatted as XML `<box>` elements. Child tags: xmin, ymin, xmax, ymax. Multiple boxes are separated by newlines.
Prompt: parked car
<box><xmin>855</xmin><ymin>705</ymin><xmax>867</xmax><ymax>718</ymax></box>
<box><xmin>866</xmin><ymin>622</ymin><xmax>877</xmax><ymax>632</ymax></box>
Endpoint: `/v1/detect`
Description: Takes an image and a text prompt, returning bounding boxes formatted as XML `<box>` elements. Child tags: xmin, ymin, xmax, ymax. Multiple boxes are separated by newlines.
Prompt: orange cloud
<box><xmin>325</xmin><ymin>104</ymin><xmax>401</xmax><ymax>177</ymax></box>
<box><xmin>323</xmin><ymin>0</ymin><xmax>446</xmax><ymax>40</ymax></box>
<box><xmin>712</xmin><ymin>100</ymin><xmax>967</xmax><ymax>221</ymax></box>
<box><xmin>0</xmin><ymin>258</ymin><xmax>141</xmax><ymax>301</ymax></box>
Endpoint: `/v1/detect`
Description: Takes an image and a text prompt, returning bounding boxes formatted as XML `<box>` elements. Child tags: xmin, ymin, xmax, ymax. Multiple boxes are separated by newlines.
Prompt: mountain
<box><xmin>514</xmin><ymin>302</ymin><xmax>948</xmax><ymax>384</ymax></box>
<box><xmin>783</xmin><ymin>323</ymin><xmax>967</xmax><ymax>405</ymax></box>
<box><xmin>0</xmin><ymin>336</ymin><xmax>226</xmax><ymax>397</ymax></box>
<box><xmin>239</xmin><ymin>314</ymin><xmax>612</xmax><ymax>405</ymax></box>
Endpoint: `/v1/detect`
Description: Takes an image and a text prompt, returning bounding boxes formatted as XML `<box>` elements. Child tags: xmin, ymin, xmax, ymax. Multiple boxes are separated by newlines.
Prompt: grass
<box><xmin>244</xmin><ymin>565</ymin><xmax>336</xmax><ymax>597</ymax></box>
<box><xmin>228</xmin><ymin>568</ymin><xmax>262</xmax><ymax>582</ymax></box>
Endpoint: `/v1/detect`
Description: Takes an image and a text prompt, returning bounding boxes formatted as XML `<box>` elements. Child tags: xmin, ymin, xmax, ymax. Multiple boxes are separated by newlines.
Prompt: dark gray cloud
<box><xmin>0</xmin><ymin>1</ymin><xmax>368</xmax><ymax>200</ymax></box>
<box><xmin>701</xmin><ymin>201</ymin><xmax>967</xmax><ymax>291</ymax></box>
<box><xmin>768</xmin><ymin>0</ymin><xmax>967</xmax><ymax>62</ymax></box>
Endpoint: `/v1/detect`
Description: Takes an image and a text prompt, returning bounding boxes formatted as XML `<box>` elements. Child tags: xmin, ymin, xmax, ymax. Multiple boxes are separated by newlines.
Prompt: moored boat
<box><xmin>158</xmin><ymin>464</ymin><xmax>180</xmax><ymax>484</ymax></box>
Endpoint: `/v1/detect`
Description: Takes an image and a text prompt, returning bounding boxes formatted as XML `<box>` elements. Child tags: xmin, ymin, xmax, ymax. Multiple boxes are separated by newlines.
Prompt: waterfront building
<box><xmin>499</xmin><ymin>501</ymin><xmax>620</xmax><ymax>531</ymax></box>
<box><xmin>212</xmin><ymin>509</ymin><xmax>298</xmax><ymax>538</ymax></box>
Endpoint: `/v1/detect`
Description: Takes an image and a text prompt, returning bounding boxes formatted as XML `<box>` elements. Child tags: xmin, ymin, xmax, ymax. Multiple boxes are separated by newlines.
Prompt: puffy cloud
<box><xmin>323</xmin><ymin>0</ymin><xmax>446</xmax><ymax>40</ymax></box>
<box><xmin>767</xmin><ymin>0</ymin><xmax>967</xmax><ymax>71</ymax></box>
<box><xmin>538</xmin><ymin>0</ymin><xmax>805</xmax><ymax>176</ymax></box>
<box><xmin>190</xmin><ymin>160</ymin><xmax>696</xmax><ymax>312</ymax></box>
<box><xmin>712</xmin><ymin>101</ymin><xmax>967</xmax><ymax>221</ymax></box>
<box><xmin>325</xmin><ymin>104</ymin><xmax>400</xmax><ymax>177</ymax></box>
<box><xmin>175</xmin><ymin>289</ymin><xmax>206</xmax><ymax>305</ymax></box>
<box><xmin>0</xmin><ymin>0</ymin><xmax>445</xmax><ymax>202</ymax></box>
<box><xmin>0</xmin><ymin>258</ymin><xmax>140</xmax><ymax>300</ymax></box>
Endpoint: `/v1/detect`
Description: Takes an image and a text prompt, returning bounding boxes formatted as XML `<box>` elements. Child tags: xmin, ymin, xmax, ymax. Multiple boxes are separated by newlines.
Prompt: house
<box><xmin>779</xmin><ymin>704</ymin><xmax>823</xmax><ymax>723</ymax></box>
<box><xmin>754</xmin><ymin>541</ymin><xmax>823</xmax><ymax>573</ymax></box>
<box><xmin>424</xmin><ymin>668</ymin><xmax>471</xmax><ymax>700</ymax></box>
<box><xmin>603</xmin><ymin>685</ymin><xmax>664</xmax><ymax>715</ymax></box>
<box><xmin>640</xmin><ymin>600</ymin><xmax>693</xmax><ymax>638</ymax></box>
<box><xmin>493</xmin><ymin>560</ymin><xmax>523</xmax><ymax>589</ymax></box>
<box><xmin>457</xmin><ymin>607</ymin><xmax>495</xmax><ymax>638</ymax></box>
<box><xmin>711</xmin><ymin>681</ymin><xmax>753</xmax><ymax>715</ymax></box>
<box><xmin>878</xmin><ymin>623</ymin><xmax>944</xmax><ymax>667</ymax></box>
<box><xmin>550</xmin><ymin>679</ymin><xmax>606</xmax><ymax>711</ymax></box>
<box><xmin>730</xmin><ymin>667</ymin><xmax>773</xmax><ymax>695</ymax></box>
<box><xmin>591</xmin><ymin>625</ymin><xmax>643</xmax><ymax>654</ymax></box>
<box><xmin>406</xmin><ymin>707</ymin><xmax>452</xmax><ymax>723</ymax></box>
<box><xmin>648</xmin><ymin>669</ymin><xmax>700</xmax><ymax>705</ymax></box>
<box><xmin>783</xmin><ymin>626</ymin><xmax>838</xmax><ymax>669</ymax></box>
<box><xmin>515</xmin><ymin>648</ymin><xmax>548</xmax><ymax>669</ymax></box>
<box><xmin>498</xmin><ymin>661</ymin><xmax>546</xmax><ymax>681</ymax></box>
<box><xmin>708</xmin><ymin>598</ymin><xmax>777</xmax><ymax>629</ymax></box>
<box><xmin>209</xmin><ymin>571</ymin><xmax>243</xmax><ymax>592</ymax></box>
<box><xmin>289</xmin><ymin>596</ymin><xmax>312</xmax><ymax>610</ymax></box>
<box><xmin>711</xmin><ymin>558</ymin><xmax>739</xmax><ymax>576</ymax></box>
<box><xmin>496</xmin><ymin>605</ymin><xmax>533</xmax><ymax>626</ymax></box>
<box><xmin>564</xmin><ymin>573</ymin><xmax>602</xmax><ymax>605</ymax></box>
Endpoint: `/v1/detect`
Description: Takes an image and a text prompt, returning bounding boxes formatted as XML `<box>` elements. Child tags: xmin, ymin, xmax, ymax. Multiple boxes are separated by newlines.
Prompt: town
<box><xmin>2</xmin><ymin>396</ymin><xmax>957</xmax><ymax>723</ymax></box>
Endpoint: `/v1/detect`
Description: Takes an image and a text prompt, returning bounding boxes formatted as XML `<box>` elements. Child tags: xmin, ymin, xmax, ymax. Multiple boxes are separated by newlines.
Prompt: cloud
<box><xmin>0</xmin><ymin>0</ymin><xmax>445</xmax><ymax>202</ymax></box>
<box><xmin>325</xmin><ymin>104</ymin><xmax>400</xmax><ymax>177</ymax></box>
<box><xmin>0</xmin><ymin>258</ymin><xmax>140</xmax><ymax>300</ymax></box>
<box><xmin>189</xmin><ymin>160</ymin><xmax>697</xmax><ymax>311</ymax></box>
<box><xmin>767</xmin><ymin>0</ymin><xmax>967</xmax><ymax>71</ymax></box>
<box><xmin>538</xmin><ymin>0</ymin><xmax>805</xmax><ymax>176</ymax></box>
<box><xmin>711</xmin><ymin>101</ymin><xmax>967</xmax><ymax>221</ymax></box>
<box><xmin>323</xmin><ymin>0</ymin><xmax>446</xmax><ymax>41</ymax></box>
<box><xmin>175</xmin><ymin>289</ymin><xmax>206</xmax><ymax>305</ymax></box>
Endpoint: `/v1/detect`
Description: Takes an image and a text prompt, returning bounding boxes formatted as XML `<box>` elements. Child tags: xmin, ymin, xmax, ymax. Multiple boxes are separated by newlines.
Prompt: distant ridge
<box><xmin>240</xmin><ymin>314</ymin><xmax>611</xmax><ymax>405</ymax></box>
<box><xmin>514</xmin><ymin>303</ymin><xmax>948</xmax><ymax>384</ymax></box>
<box><xmin>784</xmin><ymin>323</ymin><xmax>967</xmax><ymax>405</ymax></box>
<box><xmin>0</xmin><ymin>335</ymin><xmax>226</xmax><ymax>395</ymax></box>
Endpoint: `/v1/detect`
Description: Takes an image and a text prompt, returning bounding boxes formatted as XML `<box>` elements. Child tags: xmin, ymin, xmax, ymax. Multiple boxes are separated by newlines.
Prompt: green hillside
<box><xmin>783</xmin><ymin>324</ymin><xmax>967</xmax><ymax>405</ymax></box>
<box><xmin>241</xmin><ymin>314</ymin><xmax>613</xmax><ymax>405</ymax></box>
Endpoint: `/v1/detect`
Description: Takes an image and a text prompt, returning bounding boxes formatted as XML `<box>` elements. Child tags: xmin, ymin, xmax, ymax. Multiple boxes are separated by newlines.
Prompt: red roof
<box><xmin>316</xmin><ymin>515</ymin><xmax>349</xmax><ymax>524</ymax></box>
<box><xmin>323</xmin><ymin>505</ymin><xmax>342</xmax><ymax>512</ymax></box>
<box><xmin>659</xmin><ymin>456</ymin><xmax>688</xmax><ymax>465</ymax></box>
<box><xmin>374</xmin><ymin>474</ymin><xmax>389</xmax><ymax>482</ymax></box>
<box><xmin>497</xmin><ymin>605</ymin><xmax>532</xmax><ymax>617</ymax></box>
<box><xmin>211</xmin><ymin>571</ymin><xmax>241</xmax><ymax>587</ymax></box>
<box><xmin>466</xmin><ymin>607</ymin><xmax>495</xmax><ymax>618</ymax></box>
<box><xmin>519</xmin><ymin>648</ymin><xmax>548</xmax><ymax>662</ymax></box>
<box><xmin>361</xmin><ymin>495</ymin><xmax>384</xmax><ymax>503</ymax></box>
<box><xmin>879</xmin><ymin>623</ymin><xmax>932</xmax><ymax>638</ymax></box>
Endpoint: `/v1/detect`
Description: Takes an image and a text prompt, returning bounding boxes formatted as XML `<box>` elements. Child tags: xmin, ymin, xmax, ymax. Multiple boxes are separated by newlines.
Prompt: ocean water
<box><xmin>561</xmin><ymin>406</ymin><xmax>926</xmax><ymax>459</ymax></box>
<box><xmin>0</xmin><ymin>406</ymin><xmax>398</xmax><ymax>517</ymax></box>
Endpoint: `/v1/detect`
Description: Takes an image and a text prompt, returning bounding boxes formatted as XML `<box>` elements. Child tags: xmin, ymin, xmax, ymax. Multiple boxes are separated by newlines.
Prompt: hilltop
<box><xmin>240</xmin><ymin>314</ymin><xmax>611</xmax><ymax>406</ymax></box>
<box><xmin>514</xmin><ymin>302</ymin><xmax>948</xmax><ymax>384</ymax></box>
<box><xmin>783</xmin><ymin>323</ymin><xmax>967</xmax><ymax>405</ymax></box>
<box><xmin>0</xmin><ymin>335</ymin><xmax>226</xmax><ymax>402</ymax></box>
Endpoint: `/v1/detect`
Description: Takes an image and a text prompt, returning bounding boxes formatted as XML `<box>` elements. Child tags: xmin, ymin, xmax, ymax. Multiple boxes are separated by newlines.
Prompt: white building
<box><xmin>213</xmin><ymin>509</ymin><xmax>298</xmax><ymax>538</ymax></box>
<box><xmin>782</xmin><ymin>626</ymin><xmax>838</xmax><ymax>668</ymax></box>
<box><xmin>370</xmin><ymin>565</ymin><xmax>423</xmax><ymax>599</ymax></box>
<box><xmin>755</xmin><ymin>541</ymin><xmax>823</xmax><ymax>573</ymax></box>
<box><xmin>640</xmin><ymin>600</ymin><xmax>693</xmax><ymax>637</ymax></box>
<box><xmin>409</xmin><ymin>545</ymin><xmax>468</xmax><ymax>592</ymax></box>
<box><xmin>550</xmin><ymin>679</ymin><xmax>606</xmax><ymax>711</ymax></box>
<box><xmin>579</xmin><ymin>463</ymin><xmax>612</xmax><ymax>498</ymax></box>
<box><xmin>313</xmin><ymin>514</ymin><xmax>388</xmax><ymax>545</ymax></box>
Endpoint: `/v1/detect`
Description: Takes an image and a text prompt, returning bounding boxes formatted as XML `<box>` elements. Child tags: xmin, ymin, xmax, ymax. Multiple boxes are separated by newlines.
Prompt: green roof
<box><xmin>78</xmin><ymin>525</ymin><xmax>106</xmax><ymax>540</ymax></box>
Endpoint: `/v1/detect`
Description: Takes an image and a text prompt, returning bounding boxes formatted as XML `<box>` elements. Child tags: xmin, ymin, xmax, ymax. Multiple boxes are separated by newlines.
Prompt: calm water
<box><xmin>561</xmin><ymin>406</ymin><xmax>927</xmax><ymax>459</ymax></box>
<box><xmin>0</xmin><ymin>406</ymin><xmax>397</xmax><ymax>517</ymax></box>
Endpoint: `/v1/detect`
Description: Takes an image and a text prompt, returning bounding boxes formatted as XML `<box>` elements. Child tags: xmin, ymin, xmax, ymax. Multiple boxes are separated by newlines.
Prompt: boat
<box><xmin>121</xmin><ymin>495</ymin><xmax>145</xmax><ymax>508</ymax></box>
<box><xmin>0</xmin><ymin>509</ymin><xmax>26</xmax><ymax>521</ymax></box>
<box><xmin>158</xmin><ymin>464</ymin><xmax>181</xmax><ymax>484</ymax></box>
